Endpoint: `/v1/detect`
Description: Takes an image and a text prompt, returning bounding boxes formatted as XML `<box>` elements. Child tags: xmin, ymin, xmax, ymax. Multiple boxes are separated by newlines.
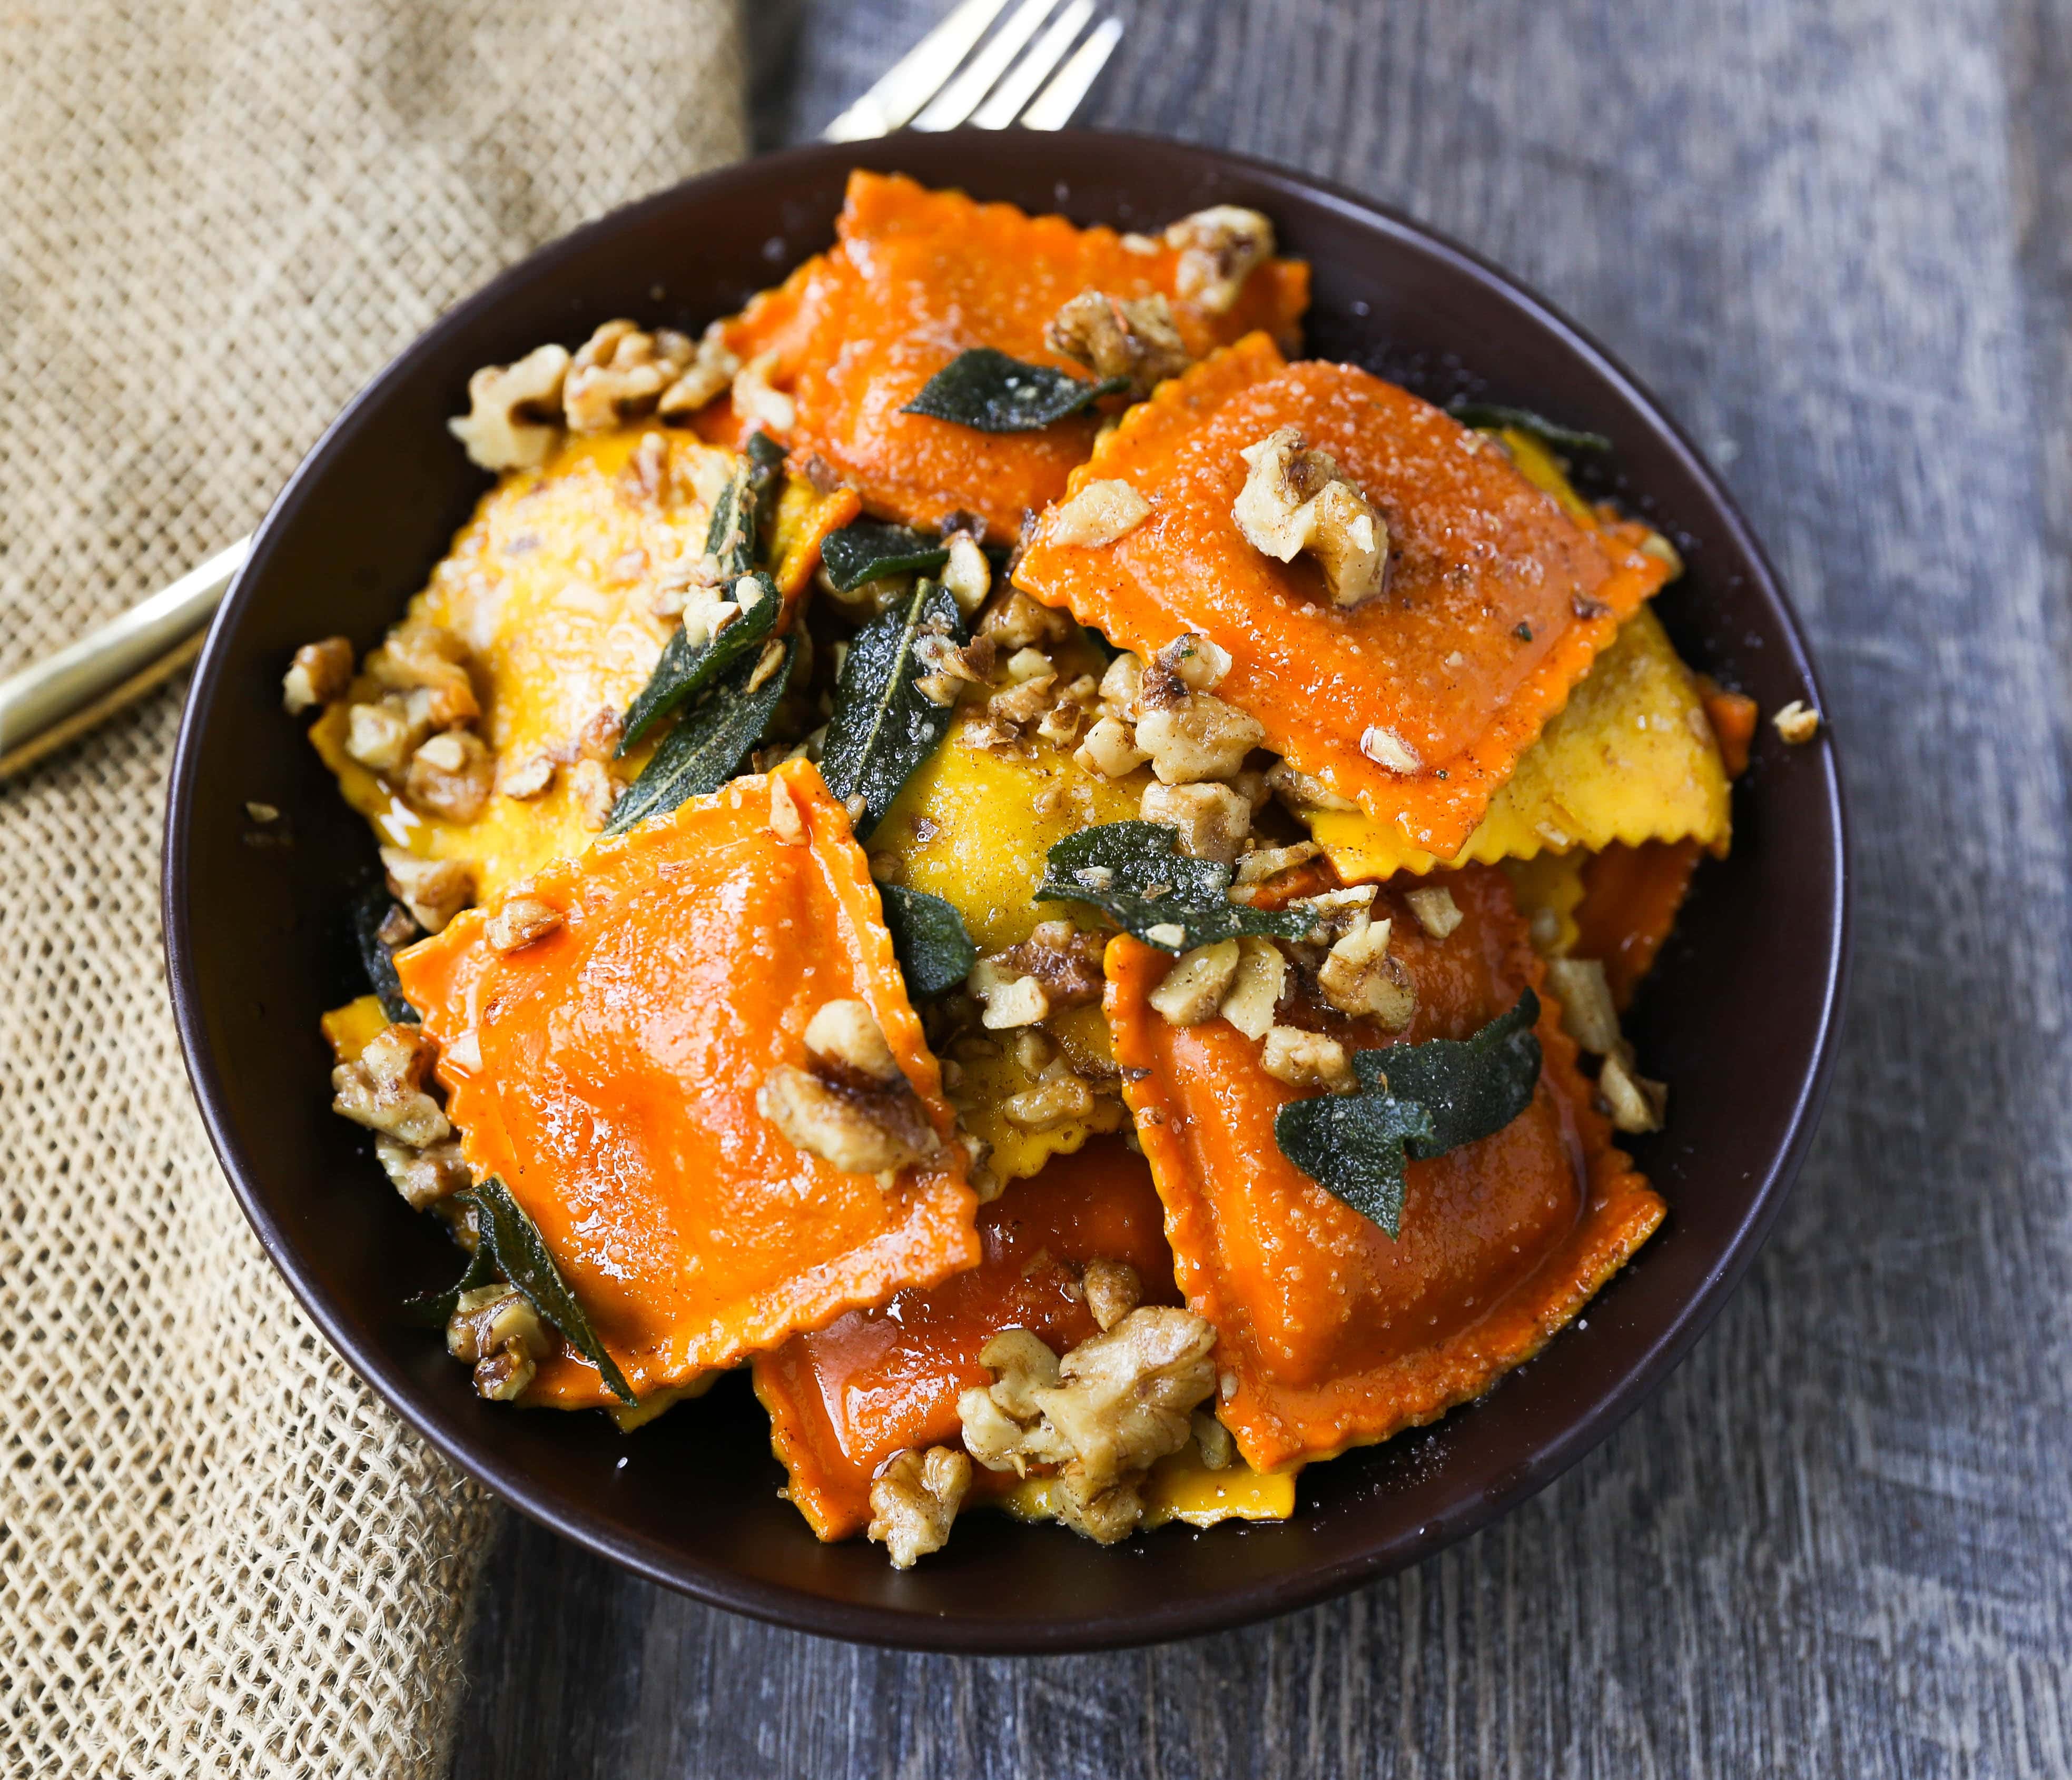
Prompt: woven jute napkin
<box><xmin>0</xmin><ymin>5</ymin><xmax>744</xmax><ymax>1772</ymax></box>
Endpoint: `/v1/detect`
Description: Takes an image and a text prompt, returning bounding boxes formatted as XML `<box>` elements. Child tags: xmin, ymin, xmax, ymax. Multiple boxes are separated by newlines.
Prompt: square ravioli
<box><xmin>394</xmin><ymin>759</ymin><xmax>980</xmax><ymax>1397</ymax></box>
<box><xmin>1105</xmin><ymin>865</ymin><xmax>1665</xmax><ymax>1472</ymax></box>
<box><xmin>722</xmin><ymin>171</ymin><xmax>1310</xmax><ymax>541</ymax></box>
<box><xmin>1011</xmin><ymin>335</ymin><xmax>1674</xmax><ymax>861</ymax></box>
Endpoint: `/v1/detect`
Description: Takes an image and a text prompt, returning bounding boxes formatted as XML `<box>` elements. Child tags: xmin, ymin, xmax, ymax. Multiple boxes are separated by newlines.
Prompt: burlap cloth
<box><xmin>0</xmin><ymin>6</ymin><xmax>745</xmax><ymax>1772</ymax></box>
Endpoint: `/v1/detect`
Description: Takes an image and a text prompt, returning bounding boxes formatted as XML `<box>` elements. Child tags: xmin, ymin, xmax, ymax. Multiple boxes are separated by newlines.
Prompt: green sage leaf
<box><xmin>819</xmin><ymin>579</ymin><xmax>964</xmax><ymax>839</ymax></box>
<box><xmin>1448</xmin><ymin>401</ymin><xmax>1611</xmax><ymax>453</ymax></box>
<box><xmin>820</xmin><ymin>520</ymin><xmax>951</xmax><ymax>592</ymax></box>
<box><xmin>902</xmin><ymin>348</ymin><xmax>1127</xmax><ymax>433</ymax></box>
<box><xmin>618</xmin><ymin>571</ymin><xmax>780</xmax><ymax>752</ymax></box>
<box><xmin>464</xmin><ymin>1176</ymin><xmax>636</xmax><ymax>1404</ymax></box>
<box><xmin>399</xmin><ymin>1240</ymin><xmax>495</xmax><ymax>1327</ymax></box>
<box><xmin>1034</xmin><ymin>822</ymin><xmax>1314</xmax><ymax>953</ymax></box>
<box><xmin>1274</xmin><ymin>989</ymin><xmax>1544</xmax><ymax>1239</ymax></box>
<box><xmin>352</xmin><ymin>884</ymin><xmax>418</xmax><ymax>1023</ymax></box>
<box><xmin>708</xmin><ymin>429</ymin><xmax>788</xmax><ymax>579</ymax></box>
<box><xmin>604</xmin><ymin>632</ymin><xmax>796</xmax><ymax>836</ymax></box>
<box><xmin>879</xmin><ymin>883</ymin><xmax>978</xmax><ymax>999</ymax></box>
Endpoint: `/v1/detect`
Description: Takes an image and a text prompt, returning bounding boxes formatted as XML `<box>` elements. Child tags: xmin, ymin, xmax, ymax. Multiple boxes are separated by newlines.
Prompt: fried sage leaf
<box><xmin>1447</xmin><ymin>400</ymin><xmax>1611</xmax><ymax>454</ymax></box>
<box><xmin>1274</xmin><ymin>989</ymin><xmax>1544</xmax><ymax>1238</ymax></box>
<box><xmin>902</xmin><ymin>348</ymin><xmax>1127</xmax><ymax>433</ymax></box>
<box><xmin>819</xmin><ymin>579</ymin><xmax>964</xmax><ymax>839</ymax></box>
<box><xmin>708</xmin><ymin>429</ymin><xmax>787</xmax><ymax>579</ymax></box>
<box><xmin>878</xmin><ymin>883</ymin><xmax>977</xmax><ymax>999</ymax></box>
<box><xmin>1034</xmin><ymin>822</ymin><xmax>1314</xmax><ymax>953</ymax></box>
<box><xmin>407</xmin><ymin>1177</ymin><xmax>638</xmax><ymax>1404</ymax></box>
<box><xmin>353</xmin><ymin>884</ymin><xmax>419</xmax><ymax>1023</ymax></box>
<box><xmin>619</xmin><ymin>570</ymin><xmax>780</xmax><ymax>751</ymax></box>
<box><xmin>604</xmin><ymin>632</ymin><xmax>796</xmax><ymax>837</ymax></box>
<box><xmin>820</xmin><ymin>520</ymin><xmax>951</xmax><ymax>592</ymax></box>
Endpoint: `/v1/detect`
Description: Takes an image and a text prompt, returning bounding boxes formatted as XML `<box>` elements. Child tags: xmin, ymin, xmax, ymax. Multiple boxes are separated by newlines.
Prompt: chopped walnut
<box><xmin>988</xmin><ymin>664</ymin><xmax>1058</xmax><ymax>727</ymax></box>
<box><xmin>331</xmin><ymin>1022</ymin><xmax>451</xmax><ymax>1148</ymax></box>
<box><xmin>281</xmin><ymin>637</ymin><xmax>354</xmax><ymax>714</ymax></box>
<box><xmin>1001</xmin><ymin>1064</ymin><xmax>1097</xmax><ymax>1132</ymax></box>
<box><xmin>1266</xmin><ymin>757</ymin><xmax>1357</xmax><ymax>813</ymax></box>
<box><xmin>1081</xmin><ymin>1259</ymin><xmax>1142</xmax><ymax>1332</ymax></box>
<box><xmin>1149</xmin><ymin>940</ymin><xmax>1241</xmax><ymax>1026</ymax></box>
<box><xmin>1156</xmin><ymin>632</ymin><xmax>1231</xmax><ymax>693</ymax></box>
<box><xmin>1261</xmin><ymin>1024</ymin><xmax>1357</xmax><ymax>1094</ymax></box>
<box><xmin>803</xmin><ymin>998</ymin><xmax>903</xmax><ymax>1086</ymax></box>
<box><xmin>1234</xmin><ymin>427</ymin><xmax>1387</xmax><ymax>608</ymax></box>
<box><xmin>448</xmin><ymin>343</ymin><xmax>571</xmax><ymax>471</ymax></box>
<box><xmin>446</xmin><ymin>1284</ymin><xmax>552</xmax><ymax>1402</ymax></box>
<box><xmin>1098</xmin><ymin>650</ymin><xmax>1144</xmax><ymax>713</ymax></box>
<box><xmin>1134</xmin><ymin>692</ymin><xmax>1264</xmax><ymax>785</ymax></box>
<box><xmin>1045</xmin><ymin>478</ymin><xmax>1151</xmax><ymax>548</ymax></box>
<box><xmin>1360</xmin><ymin>725</ymin><xmax>1423</xmax><ymax>774</ymax></box>
<box><xmin>1317</xmin><ymin>914</ymin><xmax>1416</xmax><ymax>1029</ymax></box>
<box><xmin>1141</xmin><ymin>780</ymin><xmax>1251</xmax><ymax>864</ymax></box>
<box><xmin>1074</xmin><ymin>714</ymin><xmax>1150</xmax><ymax>778</ymax></box>
<box><xmin>342</xmin><ymin>695</ymin><xmax>433</xmax><ymax>774</ymax></box>
<box><xmin>404</xmin><ymin>730</ymin><xmax>494</xmax><ymax>823</ymax></box>
<box><xmin>566</xmin><ymin>758</ymin><xmax>616</xmax><ymax>831</ymax></box>
<box><xmin>497</xmin><ymin>749</ymin><xmax>557</xmax><ymax>800</ymax></box>
<box><xmin>867</xmin><ymin>1445</ymin><xmax>972</xmax><ymax>1568</ymax></box>
<box><xmin>768</xmin><ymin>776</ymin><xmax>806</xmax><ymax>845</ymax></box>
<box><xmin>1772</xmin><ymin>699</ymin><xmax>1821</xmax><ymax>744</ymax></box>
<box><xmin>485</xmin><ymin>893</ymin><xmax>562</xmax><ymax>953</ymax></box>
<box><xmin>373</xmin><ymin>1136</ymin><xmax>471</xmax><ymax>1211</ymax></box>
<box><xmin>1404</xmin><ymin>885</ymin><xmax>1464</xmax><ymax>939</ymax></box>
<box><xmin>731</xmin><ymin>350</ymin><xmax>796</xmax><ymax>434</ymax></box>
<box><xmin>1163</xmin><ymin>205</ymin><xmax>1276</xmax><ymax>313</ymax></box>
<box><xmin>968</xmin><ymin>958</ymin><xmax>1051</xmax><ymax>1030</ymax></box>
<box><xmin>1045</xmin><ymin>289</ymin><xmax>1192</xmax><ymax>396</ymax></box>
<box><xmin>958</xmin><ymin>1308</ymin><xmax>1219</xmax><ymax>1544</ymax></box>
<box><xmin>986</xmin><ymin>921</ymin><xmax>1107</xmax><ymax>1008</ymax></box>
<box><xmin>366</xmin><ymin>620</ymin><xmax>479</xmax><ymax>727</ymax></box>
<box><xmin>655</xmin><ymin>320</ymin><xmax>741</xmax><ymax>419</ymax></box>
<box><xmin>1544</xmin><ymin>957</ymin><xmax>1622</xmax><ymax>1055</ymax></box>
<box><xmin>380</xmin><ymin>848</ymin><xmax>473</xmax><ymax>934</ymax></box>
<box><xmin>1235</xmin><ymin>841</ymin><xmax>1321</xmax><ymax>885</ymax></box>
<box><xmin>563</xmin><ymin>320</ymin><xmax>688</xmax><ymax>433</ymax></box>
<box><xmin>759</xmin><ymin>1001</ymin><xmax>938</xmax><ymax>1176</ymax></box>
<box><xmin>1190</xmin><ymin>1410</ymin><xmax>1236</xmax><ymax>1470</ymax></box>
<box><xmin>979</xmin><ymin>590</ymin><xmax>1070</xmax><ymax>652</ymax></box>
<box><xmin>1218</xmin><ymin>936</ymin><xmax>1287</xmax><ymax>1040</ymax></box>
<box><xmin>1598</xmin><ymin>1049</ymin><xmax>1667</xmax><ymax>1133</ymax></box>
<box><xmin>940</xmin><ymin>530</ymin><xmax>992</xmax><ymax>615</ymax></box>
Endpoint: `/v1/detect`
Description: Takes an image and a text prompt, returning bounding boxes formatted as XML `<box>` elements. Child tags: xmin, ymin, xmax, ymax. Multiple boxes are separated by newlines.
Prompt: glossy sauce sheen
<box><xmin>1108</xmin><ymin>865</ymin><xmax>1665</xmax><ymax>1472</ymax></box>
<box><xmin>394</xmin><ymin>760</ymin><xmax>979</xmax><ymax>1403</ymax></box>
<box><xmin>1013</xmin><ymin>336</ymin><xmax>1672</xmax><ymax>858</ymax></box>
<box><xmin>753</xmin><ymin>1137</ymin><xmax>1177</xmax><ymax>1539</ymax></box>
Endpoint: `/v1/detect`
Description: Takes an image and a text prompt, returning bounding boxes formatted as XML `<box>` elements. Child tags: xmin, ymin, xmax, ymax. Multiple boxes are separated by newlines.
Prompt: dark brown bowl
<box><xmin>163</xmin><ymin>129</ymin><xmax>1849</xmax><ymax>1652</ymax></box>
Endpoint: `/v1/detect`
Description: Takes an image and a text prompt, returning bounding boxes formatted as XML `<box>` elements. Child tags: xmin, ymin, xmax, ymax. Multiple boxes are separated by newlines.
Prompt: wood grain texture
<box><xmin>452</xmin><ymin>1</ymin><xmax>2072</xmax><ymax>1772</ymax></box>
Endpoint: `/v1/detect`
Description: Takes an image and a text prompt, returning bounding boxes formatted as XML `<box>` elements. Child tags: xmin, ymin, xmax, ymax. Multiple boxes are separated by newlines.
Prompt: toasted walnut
<box><xmin>1074</xmin><ymin>714</ymin><xmax>1150</xmax><ymax>778</ymax></box>
<box><xmin>767</xmin><ymin>776</ymin><xmax>807</xmax><ymax>846</ymax></box>
<box><xmin>1156</xmin><ymin>632</ymin><xmax>1231</xmax><ymax>693</ymax></box>
<box><xmin>759</xmin><ymin>1065</ymin><xmax>938</xmax><ymax>1176</ymax></box>
<box><xmin>867</xmin><ymin>1446</ymin><xmax>972</xmax><ymax>1568</ymax></box>
<box><xmin>1046</xmin><ymin>478</ymin><xmax>1151</xmax><ymax>548</ymax></box>
<box><xmin>282</xmin><ymin>637</ymin><xmax>354</xmax><ymax>714</ymax></box>
<box><xmin>381</xmin><ymin>847</ymin><xmax>474</xmax><ymax>934</ymax></box>
<box><xmin>1149</xmin><ymin>940</ymin><xmax>1241</xmax><ymax>1026</ymax></box>
<box><xmin>1134</xmin><ymin>693</ymin><xmax>1264</xmax><ymax>785</ymax></box>
<box><xmin>803</xmin><ymin>998</ymin><xmax>903</xmax><ymax>1086</ymax></box>
<box><xmin>373</xmin><ymin>1135</ymin><xmax>470</xmax><ymax>1210</ymax></box>
<box><xmin>331</xmin><ymin>1023</ymin><xmax>450</xmax><ymax>1148</ymax></box>
<box><xmin>366</xmin><ymin>620</ymin><xmax>479</xmax><ymax>727</ymax></box>
<box><xmin>988</xmin><ymin>664</ymin><xmax>1058</xmax><ymax>727</ymax></box>
<box><xmin>656</xmin><ymin>320</ymin><xmax>741</xmax><ymax>419</ymax></box>
<box><xmin>1098</xmin><ymin>650</ymin><xmax>1144</xmax><ymax>713</ymax></box>
<box><xmin>563</xmin><ymin>320</ymin><xmax>685</xmax><ymax>433</ymax></box>
<box><xmin>446</xmin><ymin>1284</ymin><xmax>552</xmax><ymax>1402</ymax></box>
<box><xmin>978</xmin><ymin>590</ymin><xmax>1070</xmax><ymax>651</ymax></box>
<box><xmin>1141</xmin><ymin>780</ymin><xmax>1251</xmax><ymax>864</ymax></box>
<box><xmin>1045</xmin><ymin>289</ymin><xmax>1192</xmax><ymax>396</ymax></box>
<box><xmin>1317</xmin><ymin>915</ymin><xmax>1416</xmax><ymax>1029</ymax></box>
<box><xmin>987</xmin><ymin>922</ymin><xmax>1107</xmax><ymax>1010</ymax></box>
<box><xmin>1772</xmin><ymin>699</ymin><xmax>1821</xmax><ymax>744</ymax></box>
<box><xmin>342</xmin><ymin>696</ymin><xmax>432</xmax><ymax>774</ymax></box>
<box><xmin>1266</xmin><ymin>757</ymin><xmax>1357</xmax><ymax>814</ymax></box>
<box><xmin>566</xmin><ymin>758</ymin><xmax>616</xmax><ymax>832</ymax></box>
<box><xmin>940</xmin><ymin>530</ymin><xmax>992</xmax><ymax>615</ymax></box>
<box><xmin>1081</xmin><ymin>1259</ymin><xmax>1141</xmax><ymax>1332</ymax></box>
<box><xmin>1002</xmin><ymin>1063</ymin><xmax>1097</xmax><ymax>1131</ymax></box>
<box><xmin>1599</xmin><ymin>1049</ymin><xmax>1667</xmax><ymax>1133</ymax></box>
<box><xmin>1261</xmin><ymin>1025</ymin><xmax>1357</xmax><ymax>1094</ymax></box>
<box><xmin>731</xmin><ymin>350</ymin><xmax>796</xmax><ymax>434</ymax></box>
<box><xmin>1190</xmin><ymin>1410</ymin><xmax>1236</xmax><ymax>1470</ymax></box>
<box><xmin>968</xmin><ymin>958</ymin><xmax>1052</xmax><ymax>1030</ymax></box>
<box><xmin>1360</xmin><ymin>725</ymin><xmax>1423</xmax><ymax>774</ymax></box>
<box><xmin>1164</xmin><ymin>205</ymin><xmax>1275</xmax><ymax>313</ymax></box>
<box><xmin>497</xmin><ymin>749</ymin><xmax>557</xmax><ymax>800</ymax></box>
<box><xmin>1234</xmin><ymin>427</ymin><xmax>1387</xmax><ymax>608</ymax></box>
<box><xmin>1235</xmin><ymin>841</ymin><xmax>1321</xmax><ymax>886</ymax></box>
<box><xmin>448</xmin><ymin>343</ymin><xmax>571</xmax><ymax>471</ymax></box>
<box><xmin>485</xmin><ymin>893</ymin><xmax>561</xmax><ymax>954</ymax></box>
<box><xmin>404</xmin><ymin>729</ymin><xmax>494</xmax><ymax>823</ymax></box>
<box><xmin>1218</xmin><ymin>936</ymin><xmax>1287</xmax><ymax>1040</ymax></box>
<box><xmin>1544</xmin><ymin>957</ymin><xmax>1621</xmax><ymax>1055</ymax></box>
<box><xmin>1405</xmin><ymin>885</ymin><xmax>1464</xmax><ymax>940</ymax></box>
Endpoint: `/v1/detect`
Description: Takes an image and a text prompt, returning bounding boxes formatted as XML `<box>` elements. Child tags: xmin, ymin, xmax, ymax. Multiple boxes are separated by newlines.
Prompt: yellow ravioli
<box><xmin>1000</xmin><ymin>1448</ymin><xmax>1299</xmax><ymax>1530</ymax></box>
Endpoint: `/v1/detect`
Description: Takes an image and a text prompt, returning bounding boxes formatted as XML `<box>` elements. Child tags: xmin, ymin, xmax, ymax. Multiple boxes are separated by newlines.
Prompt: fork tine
<box><xmin>820</xmin><ymin>0</ymin><xmax>1012</xmax><ymax>142</ymax></box>
<box><xmin>911</xmin><ymin>0</ymin><xmax>1066</xmax><ymax>132</ymax></box>
<box><xmin>1017</xmin><ymin>15</ymin><xmax>1121</xmax><ymax>130</ymax></box>
<box><xmin>969</xmin><ymin>0</ymin><xmax>1093</xmax><ymax>128</ymax></box>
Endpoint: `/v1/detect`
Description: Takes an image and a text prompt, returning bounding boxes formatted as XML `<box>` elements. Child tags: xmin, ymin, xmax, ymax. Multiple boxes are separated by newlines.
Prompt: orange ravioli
<box><xmin>1107</xmin><ymin>865</ymin><xmax>1664</xmax><ymax>1472</ymax></box>
<box><xmin>1013</xmin><ymin>336</ymin><xmax>1673</xmax><ymax>860</ymax></box>
<box><xmin>771</xmin><ymin>171</ymin><xmax>1309</xmax><ymax>541</ymax></box>
<box><xmin>753</xmin><ymin>1137</ymin><xmax>1177</xmax><ymax>1540</ymax></box>
<box><xmin>394</xmin><ymin>759</ymin><xmax>980</xmax><ymax>1397</ymax></box>
<box><xmin>1572</xmin><ymin>839</ymin><xmax>1703</xmax><ymax>1010</ymax></box>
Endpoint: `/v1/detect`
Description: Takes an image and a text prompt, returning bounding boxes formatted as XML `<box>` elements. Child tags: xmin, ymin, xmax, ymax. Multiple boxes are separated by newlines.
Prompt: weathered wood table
<box><xmin>452</xmin><ymin>1</ymin><xmax>2072</xmax><ymax>1771</ymax></box>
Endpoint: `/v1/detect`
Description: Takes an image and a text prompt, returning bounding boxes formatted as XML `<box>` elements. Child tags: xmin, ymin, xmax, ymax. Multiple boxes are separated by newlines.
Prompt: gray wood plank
<box><xmin>452</xmin><ymin>1</ymin><xmax>2072</xmax><ymax>1772</ymax></box>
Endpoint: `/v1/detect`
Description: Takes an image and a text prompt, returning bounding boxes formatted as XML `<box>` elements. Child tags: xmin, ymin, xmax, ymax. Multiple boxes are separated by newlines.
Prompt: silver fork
<box><xmin>0</xmin><ymin>1</ymin><xmax>1124</xmax><ymax>782</ymax></box>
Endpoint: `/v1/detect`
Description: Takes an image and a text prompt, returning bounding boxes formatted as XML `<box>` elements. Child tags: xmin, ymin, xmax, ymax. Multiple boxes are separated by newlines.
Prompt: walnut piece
<box><xmin>446</xmin><ymin>1284</ymin><xmax>552</xmax><ymax>1402</ymax></box>
<box><xmin>759</xmin><ymin>1001</ymin><xmax>938</xmax><ymax>1178</ymax></box>
<box><xmin>404</xmin><ymin>729</ymin><xmax>494</xmax><ymax>823</ymax></box>
<box><xmin>867</xmin><ymin>1445</ymin><xmax>972</xmax><ymax>1568</ymax></box>
<box><xmin>381</xmin><ymin>847</ymin><xmax>474</xmax><ymax>934</ymax></box>
<box><xmin>485</xmin><ymin>893</ymin><xmax>562</xmax><ymax>954</ymax></box>
<box><xmin>566</xmin><ymin>758</ymin><xmax>616</xmax><ymax>832</ymax></box>
<box><xmin>281</xmin><ymin>636</ymin><xmax>354</xmax><ymax>714</ymax></box>
<box><xmin>1260</xmin><ymin>1024</ymin><xmax>1356</xmax><ymax>1094</ymax></box>
<box><xmin>1163</xmin><ymin>205</ymin><xmax>1276</xmax><ymax>313</ymax></box>
<box><xmin>1544</xmin><ymin>957</ymin><xmax>1622</xmax><ymax>1055</ymax></box>
<box><xmin>1233</xmin><ymin>426</ymin><xmax>1387</xmax><ymax>608</ymax></box>
<box><xmin>448</xmin><ymin>343</ymin><xmax>571</xmax><ymax>471</ymax></box>
<box><xmin>1598</xmin><ymin>1049</ymin><xmax>1668</xmax><ymax>1133</ymax></box>
<box><xmin>366</xmin><ymin>620</ymin><xmax>479</xmax><ymax>726</ymax></box>
<box><xmin>1218</xmin><ymin>936</ymin><xmax>1287</xmax><ymax>1040</ymax></box>
<box><xmin>655</xmin><ymin>320</ymin><xmax>742</xmax><ymax>419</ymax></box>
<box><xmin>940</xmin><ymin>530</ymin><xmax>992</xmax><ymax>615</ymax></box>
<box><xmin>1045</xmin><ymin>478</ymin><xmax>1151</xmax><ymax>548</ymax></box>
<box><xmin>563</xmin><ymin>320</ymin><xmax>692</xmax><ymax>433</ymax></box>
<box><xmin>1266</xmin><ymin>757</ymin><xmax>1357</xmax><ymax>813</ymax></box>
<box><xmin>802</xmin><ymin>998</ymin><xmax>903</xmax><ymax>1086</ymax></box>
<box><xmin>373</xmin><ymin>1135</ymin><xmax>470</xmax><ymax>1210</ymax></box>
<box><xmin>1191</xmin><ymin>1410</ymin><xmax>1236</xmax><ymax>1470</ymax></box>
<box><xmin>1045</xmin><ymin>288</ymin><xmax>1192</xmax><ymax>396</ymax></box>
<box><xmin>1148</xmin><ymin>940</ymin><xmax>1241</xmax><ymax>1026</ymax></box>
<box><xmin>1141</xmin><ymin>780</ymin><xmax>1251</xmax><ymax>864</ymax></box>
<box><xmin>331</xmin><ymin>1022</ymin><xmax>451</xmax><ymax>1148</ymax></box>
<box><xmin>978</xmin><ymin>590</ymin><xmax>1070</xmax><ymax>651</ymax></box>
<box><xmin>986</xmin><ymin>921</ymin><xmax>1107</xmax><ymax>1010</ymax></box>
<box><xmin>1081</xmin><ymin>1259</ymin><xmax>1142</xmax><ymax>1332</ymax></box>
<box><xmin>1134</xmin><ymin>691</ymin><xmax>1264</xmax><ymax>784</ymax></box>
<box><xmin>1074</xmin><ymin>714</ymin><xmax>1150</xmax><ymax>778</ymax></box>
<box><xmin>1772</xmin><ymin>699</ymin><xmax>1821</xmax><ymax>744</ymax></box>
<box><xmin>1404</xmin><ymin>885</ymin><xmax>1464</xmax><ymax>939</ymax></box>
<box><xmin>731</xmin><ymin>350</ymin><xmax>796</xmax><ymax>434</ymax></box>
<box><xmin>968</xmin><ymin>958</ymin><xmax>1051</xmax><ymax>1030</ymax></box>
<box><xmin>1317</xmin><ymin>914</ymin><xmax>1416</xmax><ymax>1029</ymax></box>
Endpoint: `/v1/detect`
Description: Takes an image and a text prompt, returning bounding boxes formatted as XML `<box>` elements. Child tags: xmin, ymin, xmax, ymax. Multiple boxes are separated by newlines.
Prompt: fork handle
<box><xmin>0</xmin><ymin>536</ymin><xmax>250</xmax><ymax>783</ymax></box>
